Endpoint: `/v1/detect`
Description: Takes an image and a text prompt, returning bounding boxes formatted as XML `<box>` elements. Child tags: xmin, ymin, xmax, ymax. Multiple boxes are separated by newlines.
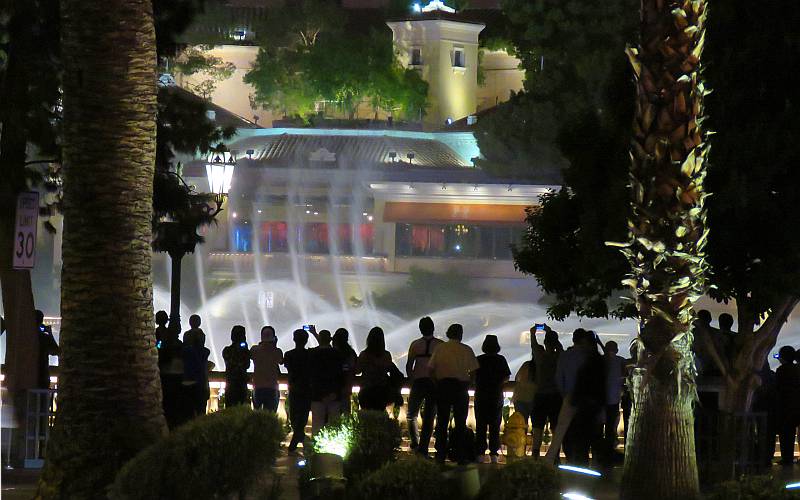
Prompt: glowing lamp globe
<box><xmin>205</xmin><ymin>151</ymin><xmax>236</xmax><ymax>197</ymax></box>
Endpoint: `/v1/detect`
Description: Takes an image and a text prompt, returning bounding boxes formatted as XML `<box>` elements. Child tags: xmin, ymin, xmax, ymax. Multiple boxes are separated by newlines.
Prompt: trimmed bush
<box><xmin>705</xmin><ymin>474</ymin><xmax>794</xmax><ymax>500</ymax></box>
<box><xmin>110</xmin><ymin>407</ymin><xmax>285</xmax><ymax>500</ymax></box>
<box><xmin>357</xmin><ymin>456</ymin><xmax>445</xmax><ymax>500</ymax></box>
<box><xmin>478</xmin><ymin>458</ymin><xmax>560</xmax><ymax>500</ymax></box>
<box><xmin>310</xmin><ymin>410</ymin><xmax>401</xmax><ymax>481</ymax></box>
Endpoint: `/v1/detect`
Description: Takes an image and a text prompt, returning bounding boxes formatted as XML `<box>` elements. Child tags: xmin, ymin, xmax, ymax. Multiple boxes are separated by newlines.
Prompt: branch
<box><xmin>24</xmin><ymin>159</ymin><xmax>59</xmax><ymax>166</ymax></box>
<box><xmin>751</xmin><ymin>295</ymin><xmax>799</xmax><ymax>366</ymax></box>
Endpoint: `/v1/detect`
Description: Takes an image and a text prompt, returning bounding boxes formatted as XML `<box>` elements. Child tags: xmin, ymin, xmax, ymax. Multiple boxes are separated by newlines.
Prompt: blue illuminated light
<box><xmin>297</xmin><ymin>459</ymin><xmax>307</xmax><ymax>467</ymax></box>
<box><xmin>412</xmin><ymin>3</ymin><xmax>422</xmax><ymax>12</ymax></box>
<box><xmin>786</xmin><ymin>482</ymin><xmax>800</xmax><ymax>490</ymax></box>
<box><xmin>558</xmin><ymin>465</ymin><xmax>602</xmax><ymax>477</ymax></box>
<box><xmin>562</xmin><ymin>493</ymin><xmax>595</xmax><ymax>500</ymax></box>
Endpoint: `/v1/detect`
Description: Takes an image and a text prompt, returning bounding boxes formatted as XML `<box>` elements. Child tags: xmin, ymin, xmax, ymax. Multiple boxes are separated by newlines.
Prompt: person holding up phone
<box><xmin>35</xmin><ymin>310</ymin><xmax>60</xmax><ymax>390</ymax></box>
<box><xmin>222</xmin><ymin>325</ymin><xmax>251</xmax><ymax>407</ymax></box>
<box><xmin>529</xmin><ymin>324</ymin><xmax>563</xmax><ymax>457</ymax></box>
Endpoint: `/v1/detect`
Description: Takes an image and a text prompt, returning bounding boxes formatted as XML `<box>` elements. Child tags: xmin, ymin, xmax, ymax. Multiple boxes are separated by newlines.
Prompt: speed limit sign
<box><xmin>12</xmin><ymin>192</ymin><xmax>39</xmax><ymax>269</ymax></box>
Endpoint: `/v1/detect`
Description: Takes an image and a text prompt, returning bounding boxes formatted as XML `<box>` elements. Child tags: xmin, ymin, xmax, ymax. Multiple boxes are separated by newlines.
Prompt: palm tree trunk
<box><xmin>37</xmin><ymin>0</ymin><xmax>166</xmax><ymax>496</ymax></box>
<box><xmin>618</xmin><ymin>1</ymin><xmax>710</xmax><ymax>498</ymax></box>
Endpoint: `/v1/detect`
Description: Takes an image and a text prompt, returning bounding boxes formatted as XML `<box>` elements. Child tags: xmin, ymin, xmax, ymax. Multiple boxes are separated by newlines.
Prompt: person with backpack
<box><xmin>406</xmin><ymin>316</ymin><xmax>443</xmax><ymax>455</ymax></box>
<box><xmin>474</xmin><ymin>335</ymin><xmax>511</xmax><ymax>463</ymax></box>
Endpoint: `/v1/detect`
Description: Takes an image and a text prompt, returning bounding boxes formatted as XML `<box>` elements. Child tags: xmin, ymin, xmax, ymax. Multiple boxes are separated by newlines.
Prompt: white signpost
<box><xmin>12</xmin><ymin>192</ymin><xmax>39</xmax><ymax>269</ymax></box>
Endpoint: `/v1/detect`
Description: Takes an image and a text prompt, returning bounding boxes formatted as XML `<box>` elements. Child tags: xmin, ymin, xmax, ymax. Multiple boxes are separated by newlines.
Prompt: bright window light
<box><xmin>558</xmin><ymin>465</ymin><xmax>602</xmax><ymax>477</ymax></box>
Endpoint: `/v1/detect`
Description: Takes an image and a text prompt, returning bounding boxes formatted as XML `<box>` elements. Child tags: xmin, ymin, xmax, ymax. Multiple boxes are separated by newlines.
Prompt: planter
<box><xmin>442</xmin><ymin>464</ymin><xmax>481</xmax><ymax>500</ymax></box>
<box><xmin>310</xmin><ymin>452</ymin><xmax>344</xmax><ymax>480</ymax></box>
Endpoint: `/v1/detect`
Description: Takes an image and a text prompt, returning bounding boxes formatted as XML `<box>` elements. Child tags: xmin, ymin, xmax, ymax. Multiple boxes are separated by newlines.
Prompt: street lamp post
<box><xmin>157</xmin><ymin>148</ymin><xmax>235</xmax><ymax>333</ymax></box>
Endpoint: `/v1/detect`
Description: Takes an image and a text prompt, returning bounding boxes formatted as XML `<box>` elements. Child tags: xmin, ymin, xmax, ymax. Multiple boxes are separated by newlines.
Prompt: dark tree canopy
<box><xmin>703</xmin><ymin>0</ymin><xmax>800</xmax><ymax>324</ymax></box>
<box><xmin>476</xmin><ymin>0</ymin><xmax>637</xmax><ymax>319</ymax></box>
<box><xmin>505</xmin><ymin>0</ymin><xmax>800</xmax><ymax>330</ymax></box>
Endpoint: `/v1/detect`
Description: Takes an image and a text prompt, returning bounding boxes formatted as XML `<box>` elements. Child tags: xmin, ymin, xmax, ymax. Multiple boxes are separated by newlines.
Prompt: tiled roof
<box><xmin>227</xmin><ymin>132</ymin><xmax>471</xmax><ymax>169</ymax></box>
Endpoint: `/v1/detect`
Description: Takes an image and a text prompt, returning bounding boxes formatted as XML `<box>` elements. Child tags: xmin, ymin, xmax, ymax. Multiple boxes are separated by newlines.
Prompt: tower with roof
<box><xmin>387</xmin><ymin>1</ymin><xmax>485</xmax><ymax>130</ymax></box>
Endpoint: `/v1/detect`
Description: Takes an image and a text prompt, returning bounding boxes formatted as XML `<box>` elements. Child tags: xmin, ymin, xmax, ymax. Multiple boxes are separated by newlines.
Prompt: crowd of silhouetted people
<box><xmin>152</xmin><ymin>309</ymin><xmax>800</xmax><ymax>467</ymax></box>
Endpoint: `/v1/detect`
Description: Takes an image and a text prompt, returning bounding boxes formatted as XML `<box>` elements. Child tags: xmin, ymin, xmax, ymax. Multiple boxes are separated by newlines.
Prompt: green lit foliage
<box><xmin>313</xmin><ymin>411</ymin><xmax>401</xmax><ymax>481</ymax></box>
<box><xmin>109</xmin><ymin>407</ymin><xmax>285</xmax><ymax>500</ymax></box>
<box><xmin>245</xmin><ymin>1</ymin><xmax>427</xmax><ymax>121</ymax></box>
<box><xmin>312</xmin><ymin>421</ymin><xmax>354</xmax><ymax>458</ymax></box>
<box><xmin>373</xmin><ymin>266</ymin><xmax>480</xmax><ymax>319</ymax></box>
<box><xmin>477</xmin><ymin>458</ymin><xmax>560</xmax><ymax>500</ymax></box>
<box><xmin>356</xmin><ymin>456</ymin><xmax>445</xmax><ymax>500</ymax></box>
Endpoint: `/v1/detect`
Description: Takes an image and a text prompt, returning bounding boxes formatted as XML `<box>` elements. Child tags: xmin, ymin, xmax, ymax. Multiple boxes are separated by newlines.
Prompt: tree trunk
<box><xmin>37</xmin><ymin>0</ymin><xmax>167</xmax><ymax>496</ymax></box>
<box><xmin>623</xmin><ymin>369</ymin><xmax>698</xmax><ymax>498</ymax></box>
<box><xmin>619</xmin><ymin>0</ymin><xmax>710</xmax><ymax>498</ymax></box>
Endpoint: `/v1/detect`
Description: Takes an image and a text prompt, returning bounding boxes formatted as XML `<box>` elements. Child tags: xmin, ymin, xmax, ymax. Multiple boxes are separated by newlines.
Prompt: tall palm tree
<box><xmin>38</xmin><ymin>0</ymin><xmax>167</xmax><ymax>496</ymax></box>
<box><xmin>616</xmin><ymin>1</ymin><xmax>710</xmax><ymax>498</ymax></box>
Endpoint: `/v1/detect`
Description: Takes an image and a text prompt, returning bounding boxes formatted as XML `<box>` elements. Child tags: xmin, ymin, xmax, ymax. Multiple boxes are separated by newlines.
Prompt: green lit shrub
<box><xmin>110</xmin><ymin>406</ymin><xmax>285</xmax><ymax>500</ymax></box>
<box><xmin>311</xmin><ymin>410</ymin><xmax>401</xmax><ymax>481</ymax></box>
<box><xmin>706</xmin><ymin>475</ymin><xmax>794</xmax><ymax>500</ymax></box>
<box><xmin>356</xmin><ymin>456</ymin><xmax>445</xmax><ymax>500</ymax></box>
<box><xmin>478</xmin><ymin>458</ymin><xmax>560</xmax><ymax>500</ymax></box>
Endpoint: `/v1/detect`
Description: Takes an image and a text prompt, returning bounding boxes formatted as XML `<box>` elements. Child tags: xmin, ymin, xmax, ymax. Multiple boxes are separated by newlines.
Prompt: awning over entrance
<box><xmin>383</xmin><ymin>202</ymin><xmax>528</xmax><ymax>224</ymax></box>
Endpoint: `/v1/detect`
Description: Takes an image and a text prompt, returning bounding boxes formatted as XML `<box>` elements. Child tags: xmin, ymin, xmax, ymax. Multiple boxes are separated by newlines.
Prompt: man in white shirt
<box><xmin>428</xmin><ymin>323</ymin><xmax>479</xmax><ymax>464</ymax></box>
<box><xmin>406</xmin><ymin>316</ymin><xmax>444</xmax><ymax>455</ymax></box>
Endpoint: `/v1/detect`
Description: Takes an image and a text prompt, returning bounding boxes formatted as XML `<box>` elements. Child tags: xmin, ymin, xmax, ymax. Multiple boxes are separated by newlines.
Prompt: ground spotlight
<box><xmin>558</xmin><ymin>465</ymin><xmax>602</xmax><ymax>477</ymax></box>
<box><xmin>562</xmin><ymin>493</ymin><xmax>594</xmax><ymax>500</ymax></box>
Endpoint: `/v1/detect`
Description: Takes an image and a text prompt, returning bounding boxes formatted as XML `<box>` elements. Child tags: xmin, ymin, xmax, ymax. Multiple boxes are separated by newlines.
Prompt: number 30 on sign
<box><xmin>13</xmin><ymin>192</ymin><xmax>39</xmax><ymax>269</ymax></box>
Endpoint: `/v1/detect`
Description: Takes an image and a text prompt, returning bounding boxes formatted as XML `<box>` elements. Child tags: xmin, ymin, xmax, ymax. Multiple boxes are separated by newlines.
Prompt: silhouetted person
<box><xmin>602</xmin><ymin>341</ymin><xmax>625</xmax><ymax>456</ymax></box>
<box><xmin>547</xmin><ymin>329</ymin><xmax>604</xmax><ymax>465</ymax></box>
<box><xmin>222</xmin><ymin>325</ymin><xmax>251</xmax><ymax>407</ymax></box>
<box><xmin>155</xmin><ymin>310</ymin><xmax>169</xmax><ymax>346</ymax></box>
<box><xmin>474</xmin><ymin>335</ymin><xmax>510</xmax><ymax>463</ymax></box>
<box><xmin>719</xmin><ymin>313</ymin><xmax>737</xmax><ymax>361</ymax></box>
<box><xmin>512</xmin><ymin>348</ymin><xmax>536</xmax><ymax>438</ymax></box>
<box><xmin>530</xmin><ymin>327</ymin><xmax>563</xmax><ymax>456</ymax></box>
<box><xmin>284</xmin><ymin>329</ymin><xmax>312</xmax><ymax>452</ymax></box>
<box><xmin>406</xmin><ymin>316</ymin><xmax>443</xmax><ymax>455</ymax></box>
<box><xmin>308</xmin><ymin>330</ymin><xmax>344</xmax><ymax>434</ymax></box>
<box><xmin>183</xmin><ymin>314</ymin><xmax>206</xmax><ymax>348</ymax></box>
<box><xmin>428</xmin><ymin>323</ymin><xmax>478</xmax><ymax>464</ymax></box>
<box><xmin>333</xmin><ymin>328</ymin><xmax>357</xmax><ymax>413</ymax></box>
<box><xmin>775</xmin><ymin>346</ymin><xmax>800</xmax><ymax>465</ymax></box>
<box><xmin>35</xmin><ymin>310</ymin><xmax>59</xmax><ymax>389</ymax></box>
<box><xmin>158</xmin><ymin>317</ymin><xmax>184</xmax><ymax>428</ymax></box>
<box><xmin>182</xmin><ymin>321</ymin><xmax>213</xmax><ymax>419</ymax></box>
<box><xmin>752</xmin><ymin>361</ymin><xmax>778</xmax><ymax>465</ymax></box>
<box><xmin>251</xmin><ymin>326</ymin><xmax>283</xmax><ymax>412</ymax></box>
<box><xmin>357</xmin><ymin>327</ymin><xmax>401</xmax><ymax>411</ymax></box>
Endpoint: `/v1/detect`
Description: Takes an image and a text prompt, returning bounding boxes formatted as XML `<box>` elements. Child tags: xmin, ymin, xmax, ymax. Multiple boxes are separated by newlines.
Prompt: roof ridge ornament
<box><xmin>419</xmin><ymin>0</ymin><xmax>456</xmax><ymax>13</ymax></box>
<box><xmin>309</xmin><ymin>147</ymin><xmax>337</xmax><ymax>162</ymax></box>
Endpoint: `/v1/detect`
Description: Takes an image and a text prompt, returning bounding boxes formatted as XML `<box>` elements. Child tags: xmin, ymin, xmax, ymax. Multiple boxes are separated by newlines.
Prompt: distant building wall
<box><xmin>177</xmin><ymin>45</ymin><xmax>275</xmax><ymax>127</ymax></box>
<box><xmin>476</xmin><ymin>49</ymin><xmax>524</xmax><ymax>111</ymax></box>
